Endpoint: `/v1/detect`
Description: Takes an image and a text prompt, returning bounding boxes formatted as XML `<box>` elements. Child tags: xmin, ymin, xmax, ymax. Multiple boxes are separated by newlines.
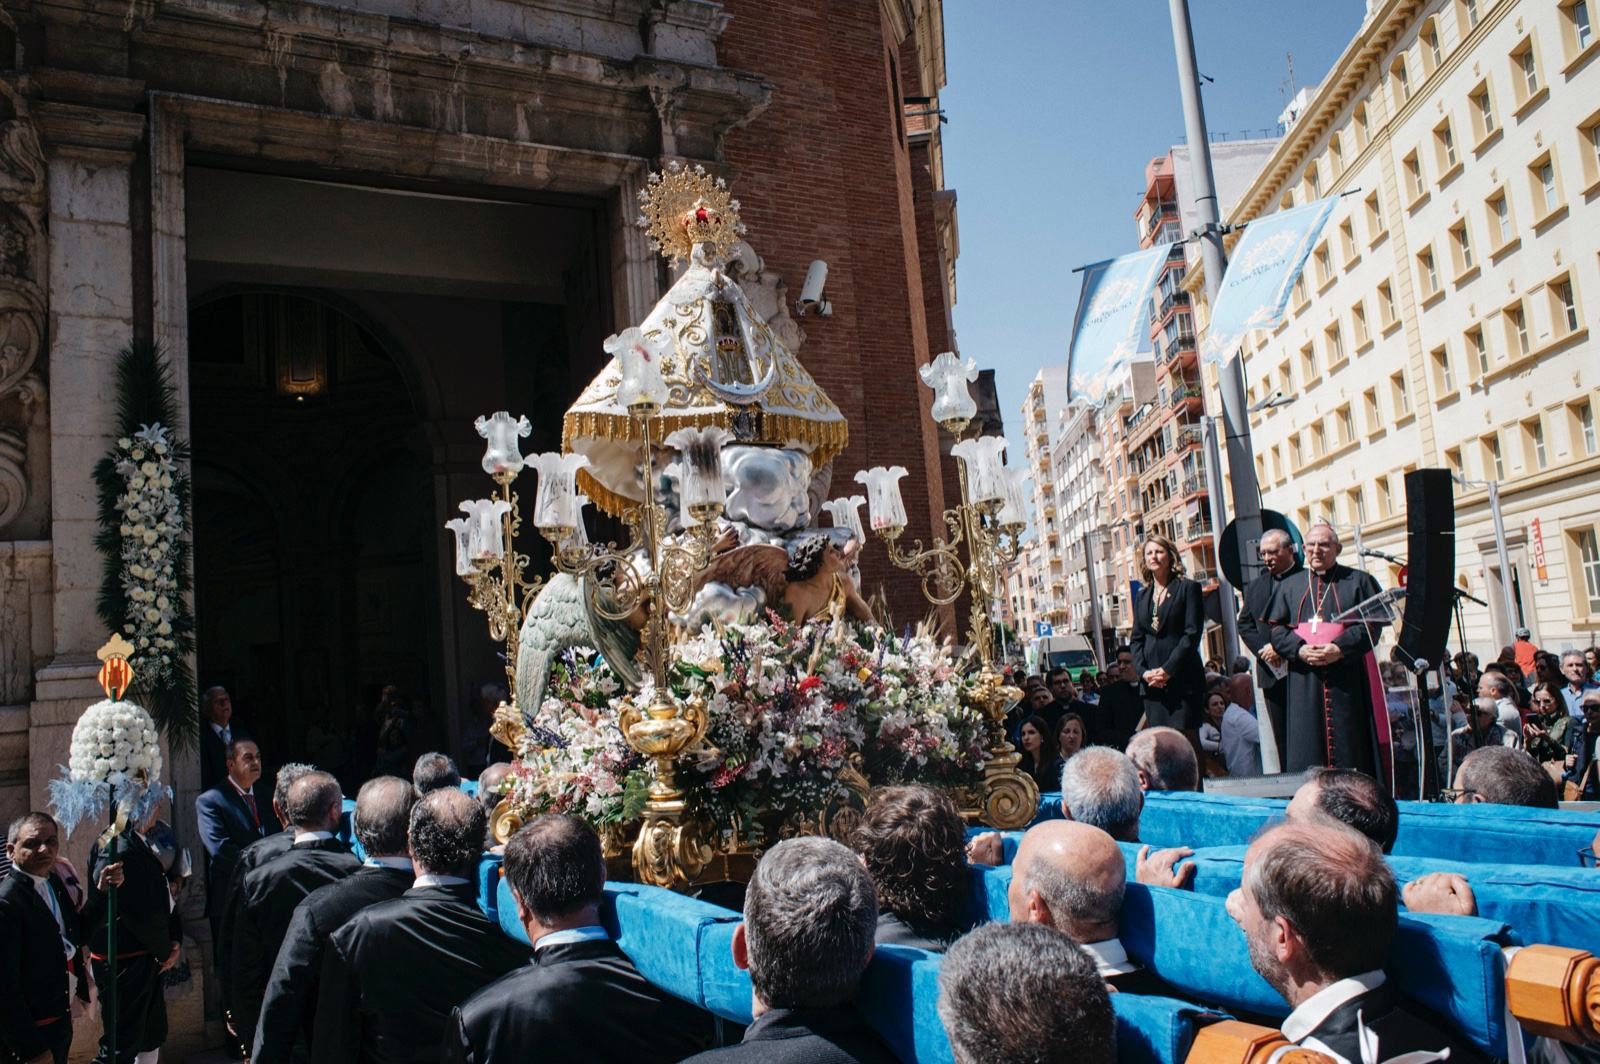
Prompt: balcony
<box><xmin>1157</xmin><ymin>289</ymin><xmax>1190</xmax><ymax>321</ymax></box>
<box><xmin>1180</xmin><ymin>471</ymin><xmax>1208</xmax><ymax>497</ymax></box>
<box><xmin>1184</xmin><ymin>518</ymin><xmax>1214</xmax><ymax>543</ymax></box>
<box><xmin>1168</xmin><ymin>384</ymin><xmax>1204</xmax><ymax>410</ymax></box>
<box><xmin>1173</xmin><ymin>425</ymin><xmax>1203</xmax><ymax>452</ymax></box>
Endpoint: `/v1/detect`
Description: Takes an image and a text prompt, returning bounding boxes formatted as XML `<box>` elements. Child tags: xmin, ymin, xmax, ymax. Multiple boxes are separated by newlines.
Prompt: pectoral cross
<box><xmin>1311</xmin><ymin>614</ymin><xmax>1322</xmax><ymax>633</ymax></box>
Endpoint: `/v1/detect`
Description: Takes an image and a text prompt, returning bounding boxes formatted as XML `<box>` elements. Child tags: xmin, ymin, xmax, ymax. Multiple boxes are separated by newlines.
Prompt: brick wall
<box><xmin>719</xmin><ymin>1</ymin><xmax>952</xmax><ymax>630</ymax></box>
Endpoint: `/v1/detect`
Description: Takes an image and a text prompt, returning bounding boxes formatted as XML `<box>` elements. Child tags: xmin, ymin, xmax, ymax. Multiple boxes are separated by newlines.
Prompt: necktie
<box><xmin>220</xmin><ymin>726</ymin><xmax>231</xmax><ymax>745</ymax></box>
<box><xmin>41</xmin><ymin>879</ymin><xmax>71</xmax><ymax>958</ymax></box>
<box><xmin>243</xmin><ymin>791</ymin><xmax>260</xmax><ymax>829</ymax></box>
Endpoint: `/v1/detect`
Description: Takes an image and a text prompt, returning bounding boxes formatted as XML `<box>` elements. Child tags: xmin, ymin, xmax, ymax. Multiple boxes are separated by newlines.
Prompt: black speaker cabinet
<box><xmin>1392</xmin><ymin>469</ymin><xmax>1455</xmax><ymax>672</ymax></box>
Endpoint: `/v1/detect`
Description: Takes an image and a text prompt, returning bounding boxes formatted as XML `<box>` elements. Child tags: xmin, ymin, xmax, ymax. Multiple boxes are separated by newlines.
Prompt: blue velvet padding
<box><xmin>974</xmin><ymin>864</ymin><xmax>1013</xmax><ymax>924</ymax></box>
<box><xmin>1139</xmin><ymin>792</ymin><xmax>1284</xmax><ymax>849</ymax></box>
<box><xmin>1032</xmin><ymin>792</ymin><xmax>1065</xmax><ymax>823</ymax></box>
<box><xmin>476</xmin><ymin>853</ymin><xmax>502</xmax><ymax>923</ymax></box>
<box><xmin>496</xmin><ymin>875</ymin><xmax>524</xmax><ymax>941</ymax></box>
<box><xmin>1392</xmin><ymin>801</ymin><xmax>1596</xmax><ymax>865</ymax></box>
<box><xmin>1113</xmin><ymin>994</ymin><xmax>1217</xmax><ymax>1064</ymax></box>
<box><xmin>459</xmin><ymin>779</ymin><xmax>479</xmax><ymax>796</ymax></box>
<box><xmin>1118</xmin><ymin>883</ymin><xmax>1515</xmax><ymax>1056</ymax></box>
<box><xmin>858</xmin><ymin>943</ymin><xmax>951</xmax><ymax>1064</ymax></box>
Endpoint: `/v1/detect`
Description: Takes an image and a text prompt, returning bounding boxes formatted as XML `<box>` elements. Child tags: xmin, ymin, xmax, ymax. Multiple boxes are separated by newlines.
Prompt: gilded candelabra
<box><xmin>857</xmin><ymin>352</ymin><xmax>1039</xmax><ymax>829</ymax></box>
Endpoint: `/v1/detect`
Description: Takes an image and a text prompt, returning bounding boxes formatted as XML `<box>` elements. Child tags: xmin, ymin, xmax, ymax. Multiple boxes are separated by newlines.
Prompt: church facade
<box><xmin>0</xmin><ymin>0</ymin><xmax>958</xmax><ymax>969</ymax></box>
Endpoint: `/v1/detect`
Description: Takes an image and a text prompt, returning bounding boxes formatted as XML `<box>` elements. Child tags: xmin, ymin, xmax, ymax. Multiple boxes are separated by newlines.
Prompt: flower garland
<box><xmin>113</xmin><ymin>425</ymin><xmax>182</xmax><ymax>680</ymax></box>
<box><xmin>94</xmin><ymin>343</ymin><xmax>196</xmax><ymax>747</ymax></box>
<box><xmin>509</xmin><ymin>617</ymin><xmax>987</xmax><ymax>840</ymax></box>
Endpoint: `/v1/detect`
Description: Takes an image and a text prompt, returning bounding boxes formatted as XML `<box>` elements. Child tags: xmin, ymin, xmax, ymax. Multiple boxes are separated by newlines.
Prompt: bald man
<box><xmin>1265</xmin><ymin>523</ymin><xmax>1386</xmax><ymax>776</ymax></box>
<box><xmin>1228</xmin><ymin>821</ymin><xmax>1485</xmax><ymax>1064</ymax></box>
<box><xmin>1236</xmin><ymin>529</ymin><xmax>1300</xmax><ymax>769</ymax></box>
<box><xmin>1007</xmin><ymin>821</ymin><xmax>1177</xmax><ymax>997</ymax></box>
<box><xmin>1126</xmin><ymin>727</ymin><xmax>1199</xmax><ymax>792</ymax></box>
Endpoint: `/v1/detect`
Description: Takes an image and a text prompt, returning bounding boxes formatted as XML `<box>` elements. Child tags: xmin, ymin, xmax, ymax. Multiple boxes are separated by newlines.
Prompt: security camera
<box><xmin>795</xmin><ymin>260</ymin><xmax>832</xmax><ymax>317</ymax></box>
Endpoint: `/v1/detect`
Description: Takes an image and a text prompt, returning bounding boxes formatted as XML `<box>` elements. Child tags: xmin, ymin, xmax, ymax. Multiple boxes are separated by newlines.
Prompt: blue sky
<box><xmin>940</xmin><ymin>0</ymin><xmax>1368</xmax><ymax>463</ymax></box>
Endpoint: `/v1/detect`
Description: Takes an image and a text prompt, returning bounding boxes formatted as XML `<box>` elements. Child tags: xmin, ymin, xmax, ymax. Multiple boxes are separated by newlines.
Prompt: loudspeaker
<box><xmin>1392</xmin><ymin>468</ymin><xmax>1455</xmax><ymax>672</ymax></box>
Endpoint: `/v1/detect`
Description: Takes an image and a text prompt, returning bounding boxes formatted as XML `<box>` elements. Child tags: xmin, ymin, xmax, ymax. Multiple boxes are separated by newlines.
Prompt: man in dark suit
<box><xmin>314</xmin><ymin>788</ymin><xmax>528</xmax><ymax>1064</ymax></box>
<box><xmin>85</xmin><ymin>802</ymin><xmax>183</xmax><ymax>1064</ymax></box>
<box><xmin>681</xmin><ymin>837</ymin><xmax>894</xmax><ymax>1064</ymax></box>
<box><xmin>938</xmin><ymin>923</ymin><xmax>1115</xmax><ymax>1064</ymax></box>
<box><xmin>1</xmin><ymin>814</ymin><xmax>85</xmax><ymax>1064</ymax></box>
<box><xmin>1087</xmin><ymin>647</ymin><xmax>1144</xmax><ymax>752</ymax></box>
<box><xmin>199</xmin><ymin>687</ymin><xmax>247</xmax><ymax>793</ymax></box>
<box><xmin>253</xmin><ymin>777</ymin><xmax>418</xmax><ymax>1064</ymax></box>
<box><xmin>1005</xmin><ymin>819</ymin><xmax>1182</xmax><ymax>999</ymax></box>
<box><xmin>197</xmin><ymin>740</ymin><xmax>274</xmax><ymax>949</ymax></box>
<box><xmin>1227</xmin><ymin>820</ymin><xmax>1487</xmax><ymax>1064</ymax></box>
<box><xmin>231</xmin><ymin>773</ymin><xmax>359</xmax><ymax>1050</ymax></box>
<box><xmin>446</xmin><ymin>814</ymin><xmax>714</xmax><ymax>1064</ymax></box>
<box><xmin>1236</xmin><ymin>529</ymin><xmax>1300</xmax><ymax>770</ymax></box>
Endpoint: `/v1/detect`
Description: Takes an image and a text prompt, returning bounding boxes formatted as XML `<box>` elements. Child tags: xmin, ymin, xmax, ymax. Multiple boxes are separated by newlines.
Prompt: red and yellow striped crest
<box><xmin>96</xmin><ymin>634</ymin><xmax>137</xmax><ymax>701</ymax></box>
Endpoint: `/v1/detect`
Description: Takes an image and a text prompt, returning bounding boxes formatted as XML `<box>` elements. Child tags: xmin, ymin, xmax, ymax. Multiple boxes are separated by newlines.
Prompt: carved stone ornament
<box><xmin>0</xmin><ymin>428</ymin><xmax>26</xmax><ymax>528</ymax></box>
<box><xmin>0</xmin><ymin>102</ymin><xmax>46</xmax><ymax>533</ymax></box>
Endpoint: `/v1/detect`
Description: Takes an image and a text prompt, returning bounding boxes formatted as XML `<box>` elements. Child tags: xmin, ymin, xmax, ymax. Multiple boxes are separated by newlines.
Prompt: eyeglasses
<box><xmin>1532</xmin><ymin>696</ymin><xmax>1558</xmax><ymax>705</ymax></box>
<box><xmin>1437</xmin><ymin>788</ymin><xmax>1477</xmax><ymax>802</ymax></box>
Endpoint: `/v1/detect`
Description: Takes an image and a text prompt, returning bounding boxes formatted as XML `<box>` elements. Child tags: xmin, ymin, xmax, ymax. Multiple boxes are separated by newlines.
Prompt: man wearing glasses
<box><xmin>1562</xmin><ymin>693</ymin><xmax>1600</xmax><ymax>802</ymax></box>
<box><xmin>1560</xmin><ymin>651</ymin><xmax>1600</xmax><ymax>718</ymax></box>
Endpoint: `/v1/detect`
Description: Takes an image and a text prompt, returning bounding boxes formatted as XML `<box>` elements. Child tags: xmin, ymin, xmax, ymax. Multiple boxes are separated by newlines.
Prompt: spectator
<box><xmin>230</xmin><ymin>772</ymin><xmax>359</xmax><ymax>1049</ymax></box>
<box><xmin>447</xmin><ymin>815</ymin><xmax>713</xmax><ymax>1064</ymax></box>
<box><xmin>1077</xmin><ymin>672</ymin><xmax>1101</xmax><ymax>704</ymax></box>
<box><xmin>253</xmin><ymin>777</ymin><xmax>418</xmax><ymax>1064</ymax></box>
<box><xmin>1126</xmin><ymin>726</ymin><xmax>1200</xmax><ymax>792</ymax></box>
<box><xmin>1477</xmin><ymin>672</ymin><xmax>1524</xmax><ymax>732</ymax></box>
<box><xmin>1453</xmin><ymin>746</ymin><xmax>1559</xmax><ymax>808</ymax></box>
<box><xmin>849</xmin><ymin>786</ymin><xmax>969</xmax><ymax>952</ymax></box>
<box><xmin>681</xmin><ymin>837</ymin><xmax>893</xmax><ymax>1064</ymax></box>
<box><xmin>1452</xmin><ymin>652</ymin><xmax>1481</xmax><ymax>695</ymax></box>
<box><xmin>413</xmin><ymin>752</ymin><xmax>461</xmax><ymax>795</ymax></box>
<box><xmin>1198</xmin><ymin>691</ymin><xmax>1228</xmax><ymax>777</ymax></box>
<box><xmin>1228</xmin><ymin>821</ymin><xmax>1487</xmax><ymax>1064</ymax></box>
<box><xmin>1056</xmin><ymin>713</ymin><xmax>1086</xmax><ymax>764</ymax></box>
<box><xmin>1524</xmin><ymin>682</ymin><xmax>1577</xmax><ymax>765</ymax></box>
<box><xmin>1129</xmin><ymin>535</ymin><xmax>1205</xmax><ymax>737</ymax></box>
<box><xmin>937</xmin><ymin>922</ymin><xmax>1115</xmax><ymax>1064</ymax></box>
<box><xmin>315</xmin><ymin>789</ymin><xmax>529</xmax><ymax>1063</ymax></box>
<box><xmin>199</xmin><ymin>686</ymin><xmax>248</xmax><ymax>793</ymax></box>
<box><xmin>476</xmin><ymin>763</ymin><xmax>514</xmax><ymax>815</ymax></box>
<box><xmin>1560</xmin><ymin>651</ymin><xmax>1600</xmax><ymax>717</ymax></box>
<box><xmin>1586</xmin><ymin>647</ymin><xmax>1599</xmax><ymax>677</ymax></box>
<box><xmin>1512</xmin><ymin>627</ymin><xmax>1538</xmax><ymax>681</ymax></box>
<box><xmin>1042</xmin><ymin>668</ymin><xmax>1086</xmax><ymax>731</ymax></box>
<box><xmin>1220</xmin><ymin>674</ymin><xmax>1263</xmax><ymax>778</ymax></box>
<box><xmin>1285</xmin><ymin>767</ymin><xmax>1399</xmax><ymax>854</ymax></box>
<box><xmin>1016</xmin><ymin>715</ymin><xmax>1063</xmax><ymax>795</ymax></box>
<box><xmin>1087</xmin><ymin>647</ymin><xmax>1144</xmax><ymax>752</ymax></box>
<box><xmin>1532</xmin><ymin>651</ymin><xmax>1564</xmax><ymax>690</ymax></box>
<box><xmin>2</xmin><ymin>813</ymin><xmax>84</xmax><ymax>1064</ymax></box>
<box><xmin>1563</xmin><ymin>691</ymin><xmax>1600</xmax><ymax>801</ymax></box>
<box><xmin>1007</xmin><ymin>821</ymin><xmax>1180</xmax><ymax>994</ymax></box>
<box><xmin>1059</xmin><ymin>747</ymin><xmax>1143</xmax><ymax>842</ymax></box>
<box><xmin>1451</xmin><ymin>698</ymin><xmax>1517</xmax><ymax>766</ymax></box>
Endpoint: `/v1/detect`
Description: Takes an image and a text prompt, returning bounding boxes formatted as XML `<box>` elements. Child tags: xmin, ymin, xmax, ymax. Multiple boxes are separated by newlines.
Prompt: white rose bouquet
<box><xmin>112</xmin><ymin>424</ymin><xmax>183</xmax><ymax>682</ymax></box>
<box><xmin>48</xmin><ymin>698</ymin><xmax>169</xmax><ymax>836</ymax></box>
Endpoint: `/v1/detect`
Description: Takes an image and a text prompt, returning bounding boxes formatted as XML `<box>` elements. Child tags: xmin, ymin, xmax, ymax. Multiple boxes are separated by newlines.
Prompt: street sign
<box><xmin>1218</xmin><ymin>509</ymin><xmax>1301</xmax><ymax>589</ymax></box>
<box><xmin>1035</xmin><ymin>621</ymin><xmax>1053</xmax><ymax>637</ymax></box>
<box><xmin>1397</xmin><ymin>565</ymin><xmax>1409</xmax><ymax>588</ymax></box>
<box><xmin>1530</xmin><ymin>518</ymin><xmax>1548</xmax><ymax>583</ymax></box>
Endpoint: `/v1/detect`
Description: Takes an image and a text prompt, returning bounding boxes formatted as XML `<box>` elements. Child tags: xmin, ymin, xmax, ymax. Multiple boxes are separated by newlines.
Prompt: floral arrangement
<box><xmin>94</xmin><ymin>343</ymin><xmax>196</xmax><ymax>747</ymax></box>
<box><xmin>509</xmin><ymin>616</ymin><xmax>987</xmax><ymax>840</ymax></box>
<box><xmin>113</xmin><ymin>425</ymin><xmax>183</xmax><ymax>679</ymax></box>
<box><xmin>49</xmin><ymin>698</ymin><xmax>169</xmax><ymax>837</ymax></box>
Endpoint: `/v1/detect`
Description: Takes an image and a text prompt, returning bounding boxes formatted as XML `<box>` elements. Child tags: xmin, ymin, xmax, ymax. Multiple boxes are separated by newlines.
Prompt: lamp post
<box><xmin>1452</xmin><ymin>472</ymin><xmax>1518</xmax><ymax>643</ymax></box>
<box><xmin>858</xmin><ymin>352</ymin><xmax>1040</xmax><ymax>830</ymax></box>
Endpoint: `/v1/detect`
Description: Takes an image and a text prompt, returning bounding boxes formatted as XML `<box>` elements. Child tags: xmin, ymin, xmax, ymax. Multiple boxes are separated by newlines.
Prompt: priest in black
<box><xmin>1266</xmin><ymin>524</ymin><xmax>1386</xmax><ymax>776</ymax></box>
<box><xmin>1231</xmin><ymin>820</ymin><xmax>1485</xmax><ymax>1064</ymax></box>
<box><xmin>314</xmin><ymin>788</ymin><xmax>528</xmax><ymax>1064</ymax></box>
<box><xmin>447</xmin><ymin>814</ymin><xmax>714</xmax><ymax>1064</ymax></box>
<box><xmin>84</xmin><ymin>802</ymin><xmax>184</xmax><ymax>1064</ymax></box>
<box><xmin>1236</xmin><ymin>528</ymin><xmax>1301</xmax><ymax>770</ymax></box>
<box><xmin>1</xmin><ymin>813</ymin><xmax>84</xmax><ymax>1064</ymax></box>
<box><xmin>231</xmin><ymin>772</ymin><xmax>359</xmax><ymax>1049</ymax></box>
<box><xmin>252</xmin><ymin>777</ymin><xmax>417</xmax><ymax>1064</ymax></box>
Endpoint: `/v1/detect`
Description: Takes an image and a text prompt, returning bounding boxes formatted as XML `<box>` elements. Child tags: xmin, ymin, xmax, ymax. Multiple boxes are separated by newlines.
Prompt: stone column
<box><xmin>30</xmin><ymin>101</ymin><xmax>146</xmax><ymax>876</ymax></box>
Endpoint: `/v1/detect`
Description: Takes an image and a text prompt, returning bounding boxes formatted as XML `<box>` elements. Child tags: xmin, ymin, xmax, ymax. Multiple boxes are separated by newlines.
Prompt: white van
<box><xmin>1034</xmin><ymin>634</ymin><xmax>1100</xmax><ymax>680</ymax></box>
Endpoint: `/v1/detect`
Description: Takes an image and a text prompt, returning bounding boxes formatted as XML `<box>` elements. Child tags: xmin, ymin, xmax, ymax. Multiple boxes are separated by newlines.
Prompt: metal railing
<box><xmin>1169</xmin><ymin>384</ymin><xmax>1204</xmax><ymax>408</ymax></box>
<box><xmin>1181</xmin><ymin>472</ymin><xmax>1208</xmax><ymax>496</ymax></box>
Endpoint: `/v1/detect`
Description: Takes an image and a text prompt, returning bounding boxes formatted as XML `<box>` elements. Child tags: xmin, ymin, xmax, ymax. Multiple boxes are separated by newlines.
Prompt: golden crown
<box><xmin>638</xmin><ymin>163</ymin><xmax>745</xmax><ymax>267</ymax></box>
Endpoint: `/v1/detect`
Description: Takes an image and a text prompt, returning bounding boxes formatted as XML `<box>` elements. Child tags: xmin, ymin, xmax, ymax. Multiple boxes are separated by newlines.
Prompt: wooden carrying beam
<box><xmin>1507</xmin><ymin>945</ymin><xmax>1600</xmax><ymax>1044</ymax></box>
<box><xmin>1185</xmin><ymin>1020</ymin><xmax>1336</xmax><ymax>1064</ymax></box>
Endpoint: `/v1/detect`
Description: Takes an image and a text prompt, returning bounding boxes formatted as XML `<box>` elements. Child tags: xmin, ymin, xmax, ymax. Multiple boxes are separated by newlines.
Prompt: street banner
<box><xmin>1067</xmin><ymin>244</ymin><xmax>1170</xmax><ymax>400</ymax></box>
<box><xmin>1201</xmin><ymin>195</ymin><xmax>1341</xmax><ymax>361</ymax></box>
<box><xmin>1530</xmin><ymin>518</ymin><xmax>1548</xmax><ymax>582</ymax></box>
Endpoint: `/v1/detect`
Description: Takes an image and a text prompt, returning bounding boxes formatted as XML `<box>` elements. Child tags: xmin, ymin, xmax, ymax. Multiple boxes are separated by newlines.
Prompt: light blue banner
<box><xmin>1202</xmin><ymin>195</ymin><xmax>1341</xmax><ymax>361</ymax></box>
<box><xmin>1066</xmin><ymin>244</ymin><xmax>1170</xmax><ymax>400</ymax></box>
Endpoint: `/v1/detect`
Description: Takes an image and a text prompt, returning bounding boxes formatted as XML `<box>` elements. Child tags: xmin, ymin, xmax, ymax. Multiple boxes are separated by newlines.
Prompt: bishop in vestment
<box><xmin>1266</xmin><ymin>524</ymin><xmax>1386</xmax><ymax>777</ymax></box>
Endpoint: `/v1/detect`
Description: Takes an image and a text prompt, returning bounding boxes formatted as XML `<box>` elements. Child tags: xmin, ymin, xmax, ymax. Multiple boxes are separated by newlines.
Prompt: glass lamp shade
<box><xmin>474</xmin><ymin>412</ymin><xmax>532</xmax><ymax>475</ymax></box>
<box><xmin>854</xmin><ymin>466</ymin><xmax>909</xmax><ymax>532</ymax></box>
<box><xmin>528</xmin><ymin>452</ymin><xmax>592</xmax><ymax>533</ymax></box>
<box><xmin>605</xmin><ymin>327</ymin><xmax>671</xmax><ymax>414</ymax></box>
<box><xmin>455</xmin><ymin>498</ymin><xmax>514</xmax><ymax>564</ymax></box>
<box><xmin>444</xmin><ymin>517</ymin><xmax>476</xmax><ymax>576</ymax></box>
<box><xmin>664</xmin><ymin>426</ymin><xmax>734</xmax><ymax>523</ymax></box>
<box><xmin>998</xmin><ymin>466</ymin><xmax>1031</xmax><ymax>528</ymax></box>
<box><xmin>951</xmin><ymin>436</ymin><xmax>1009</xmax><ymax>507</ymax></box>
<box><xmin>820</xmin><ymin>495</ymin><xmax>867</xmax><ymax>543</ymax></box>
<box><xmin>918</xmin><ymin>351</ymin><xmax>980</xmax><ymax>431</ymax></box>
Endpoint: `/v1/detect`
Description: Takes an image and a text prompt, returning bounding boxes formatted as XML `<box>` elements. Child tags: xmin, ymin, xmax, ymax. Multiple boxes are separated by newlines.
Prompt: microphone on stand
<box><xmin>1358</xmin><ymin>547</ymin><xmax>1406</xmax><ymax>565</ymax></box>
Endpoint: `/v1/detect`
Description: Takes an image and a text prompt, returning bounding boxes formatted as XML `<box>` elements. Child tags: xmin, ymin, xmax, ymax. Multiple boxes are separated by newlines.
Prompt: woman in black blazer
<box><xmin>1129</xmin><ymin>534</ymin><xmax>1205</xmax><ymax>731</ymax></box>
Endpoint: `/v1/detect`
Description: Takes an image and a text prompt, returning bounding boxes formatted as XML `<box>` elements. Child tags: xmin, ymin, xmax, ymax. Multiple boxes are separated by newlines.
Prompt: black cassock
<box><xmin>1266</xmin><ymin>562</ymin><xmax>1384</xmax><ymax>775</ymax></box>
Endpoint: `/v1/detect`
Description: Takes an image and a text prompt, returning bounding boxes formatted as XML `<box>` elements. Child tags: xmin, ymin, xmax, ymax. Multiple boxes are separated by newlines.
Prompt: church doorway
<box><xmin>184</xmin><ymin>166</ymin><xmax>613</xmax><ymax>784</ymax></box>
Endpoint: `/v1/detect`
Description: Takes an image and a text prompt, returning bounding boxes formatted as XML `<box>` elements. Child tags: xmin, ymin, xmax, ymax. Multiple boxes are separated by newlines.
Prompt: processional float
<box><xmin>444</xmin><ymin>164</ymin><xmax>1038</xmax><ymax>890</ymax></box>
